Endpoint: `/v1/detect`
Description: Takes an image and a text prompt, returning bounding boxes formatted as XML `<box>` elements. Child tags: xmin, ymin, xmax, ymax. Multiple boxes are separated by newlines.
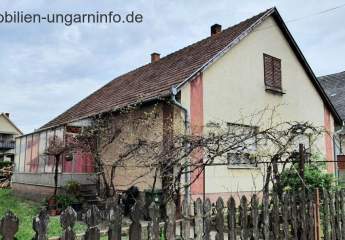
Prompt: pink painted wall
<box><xmin>190</xmin><ymin>74</ymin><xmax>204</xmax><ymax>196</ymax></box>
<box><xmin>324</xmin><ymin>106</ymin><xmax>335</xmax><ymax>173</ymax></box>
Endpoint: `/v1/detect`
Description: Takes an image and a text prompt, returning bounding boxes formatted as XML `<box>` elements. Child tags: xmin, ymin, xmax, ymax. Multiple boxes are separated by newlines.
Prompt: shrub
<box><xmin>280</xmin><ymin>163</ymin><xmax>334</xmax><ymax>192</ymax></box>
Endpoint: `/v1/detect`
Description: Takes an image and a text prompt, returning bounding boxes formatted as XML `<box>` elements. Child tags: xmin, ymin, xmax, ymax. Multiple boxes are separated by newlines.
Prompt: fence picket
<box><xmin>323</xmin><ymin>190</ymin><xmax>331</xmax><ymax>240</ymax></box>
<box><xmin>84</xmin><ymin>205</ymin><xmax>101</xmax><ymax>240</ymax></box>
<box><xmin>340</xmin><ymin>190</ymin><xmax>345</xmax><ymax>240</ymax></box>
<box><xmin>164</xmin><ymin>200</ymin><xmax>176</xmax><ymax>240</ymax></box>
<box><xmin>32</xmin><ymin>208</ymin><xmax>49</xmax><ymax>240</ymax></box>
<box><xmin>194</xmin><ymin>198</ymin><xmax>203</xmax><ymax>240</ymax></box>
<box><xmin>335</xmin><ymin>191</ymin><xmax>342</xmax><ymax>240</ymax></box>
<box><xmin>204</xmin><ymin>199</ymin><xmax>212</xmax><ymax>240</ymax></box>
<box><xmin>272</xmin><ymin>192</ymin><xmax>280</xmax><ymax>239</ymax></box>
<box><xmin>181</xmin><ymin>198</ymin><xmax>190</xmax><ymax>240</ymax></box>
<box><xmin>263</xmin><ymin>191</ymin><xmax>270</xmax><ymax>240</ymax></box>
<box><xmin>227</xmin><ymin>196</ymin><xmax>236</xmax><ymax>240</ymax></box>
<box><xmin>251</xmin><ymin>195</ymin><xmax>259</xmax><ymax>240</ymax></box>
<box><xmin>282</xmin><ymin>193</ymin><xmax>289</xmax><ymax>240</ymax></box>
<box><xmin>307</xmin><ymin>192</ymin><xmax>315</xmax><ymax>240</ymax></box>
<box><xmin>0</xmin><ymin>210</ymin><xmax>19</xmax><ymax>240</ymax></box>
<box><xmin>129</xmin><ymin>201</ymin><xmax>142</xmax><ymax>240</ymax></box>
<box><xmin>60</xmin><ymin>206</ymin><xmax>77</xmax><ymax>240</ymax></box>
<box><xmin>291</xmin><ymin>193</ymin><xmax>298</xmax><ymax>239</ymax></box>
<box><xmin>148</xmin><ymin>202</ymin><xmax>160</xmax><ymax>240</ymax></box>
<box><xmin>215</xmin><ymin>197</ymin><xmax>224</xmax><ymax>240</ymax></box>
<box><xmin>239</xmin><ymin>196</ymin><xmax>248</xmax><ymax>240</ymax></box>
<box><xmin>330</xmin><ymin>191</ymin><xmax>337</xmax><ymax>240</ymax></box>
<box><xmin>106</xmin><ymin>198</ymin><xmax>122</xmax><ymax>240</ymax></box>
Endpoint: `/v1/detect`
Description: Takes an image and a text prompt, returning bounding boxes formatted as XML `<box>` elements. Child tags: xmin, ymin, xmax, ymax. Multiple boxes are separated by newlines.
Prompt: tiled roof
<box><xmin>41</xmin><ymin>7</ymin><xmax>342</xmax><ymax>129</ymax></box>
<box><xmin>41</xmin><ymin>9</ymin><xmax>272</xmax><ymax>129</ymax></box>
<box><xmin>318</xmin><ymin>71</ymin><xmax>345</xmax><ymax>120</ymax></box>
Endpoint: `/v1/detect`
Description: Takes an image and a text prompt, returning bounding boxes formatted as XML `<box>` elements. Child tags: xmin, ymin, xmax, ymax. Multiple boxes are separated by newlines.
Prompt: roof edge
<box><xmin>175</xmin><ymin>7</ymin><xmax>275</xmax><ymax>91</ymax></box>
<box><xmin>0</xmin><ymin>113</ymin><xmax>23</xmax><ymax>135</ymax></box>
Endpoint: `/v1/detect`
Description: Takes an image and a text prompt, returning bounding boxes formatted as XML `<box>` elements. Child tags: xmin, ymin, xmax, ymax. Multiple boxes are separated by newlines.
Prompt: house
<box><xmin>13</xmin><ymin>7</ymin><xmax>342</xmax><ymax>201</ymax></box>
<box><xmin>0</xmin><ymin>113</ymin><xmax>22</xmax><ymax>162</ymax></box>
<box><xmin>318</xmin><ymin>71</ymin><xmax>345</xmax><ymax>181</ymax></box>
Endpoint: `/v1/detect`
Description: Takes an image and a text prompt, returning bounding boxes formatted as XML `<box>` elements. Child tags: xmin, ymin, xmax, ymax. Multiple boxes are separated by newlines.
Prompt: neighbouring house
<box><xmin>0</xmin><ymin>113</ymin><xmax>22</xmax><ymax>162</ymax></box>
<box><xmin>13</xmin><ymin>7</ymin><xmax>342</xmax><ymax>202</ymax></box>
<box><xmin>318</xmin><ymin>71</ymin><xmax>345</xmax><ymax>181</ymax></box>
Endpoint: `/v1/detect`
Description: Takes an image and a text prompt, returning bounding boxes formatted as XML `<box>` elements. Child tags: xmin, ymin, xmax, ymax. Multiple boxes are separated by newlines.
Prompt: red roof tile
<box><xmin>42</xmin><ymin>9</ymin><xmax>271</xmax><ymax>129</ymax></box>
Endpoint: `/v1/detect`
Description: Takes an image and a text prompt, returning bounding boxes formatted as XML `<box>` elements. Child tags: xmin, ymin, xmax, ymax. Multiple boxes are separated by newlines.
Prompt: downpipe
<box><xmin>170</xmin><ymin>86</ymin><xmax>190</xmax><ymax>203</ymax></box>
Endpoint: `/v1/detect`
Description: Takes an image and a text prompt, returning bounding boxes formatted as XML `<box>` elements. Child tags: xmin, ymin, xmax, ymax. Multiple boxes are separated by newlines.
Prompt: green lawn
<box><xmin>0</xmin><ymin>189</ymin><xmax>87</xmax><ymax>239</ymax></box>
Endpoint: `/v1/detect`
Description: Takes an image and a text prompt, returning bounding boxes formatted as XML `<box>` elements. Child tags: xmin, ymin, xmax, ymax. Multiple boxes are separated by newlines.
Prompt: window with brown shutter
<box><xmin>263</xmin><ymin>54</ymin><xmax>283</xmax><ymax>93</ymax></box>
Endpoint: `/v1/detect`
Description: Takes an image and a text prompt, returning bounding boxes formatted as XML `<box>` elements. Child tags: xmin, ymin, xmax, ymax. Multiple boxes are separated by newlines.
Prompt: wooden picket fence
<box><xmin>1</xmin><ymin>189</ymin><xmax>345</xmax><ymax>239</ymax></box>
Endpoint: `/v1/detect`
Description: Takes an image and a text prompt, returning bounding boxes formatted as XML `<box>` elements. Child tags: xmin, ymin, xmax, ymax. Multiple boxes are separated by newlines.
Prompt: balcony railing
<box><xmin>0</xmin><ymin>140</ymin><xmax>15</xmax><ymax>150</ymax></box>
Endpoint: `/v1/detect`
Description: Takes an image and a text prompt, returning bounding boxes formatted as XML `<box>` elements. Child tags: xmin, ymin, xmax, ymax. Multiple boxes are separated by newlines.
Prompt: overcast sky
<box><xmin>1</xmin><ymin>0</ymin><xmax>345</xmax><ymax>133</ymax></box>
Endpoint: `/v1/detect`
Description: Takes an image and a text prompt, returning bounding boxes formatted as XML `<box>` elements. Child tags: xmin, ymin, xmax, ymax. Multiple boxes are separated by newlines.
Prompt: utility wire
<box><xmin>286</xmin><ymin>2</ymin><xmax>345</xmax><ymax>24</ymax></box>
<box><xmin>253</xmin><ymin>2</ymin><xmax>345</xmax><ymax>33</ymax></box>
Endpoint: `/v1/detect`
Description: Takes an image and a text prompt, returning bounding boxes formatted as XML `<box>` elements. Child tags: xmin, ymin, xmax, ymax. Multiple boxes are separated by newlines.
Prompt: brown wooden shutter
<box><xmin>263</xmin><ymin>54</ymin><xmax>282</xmax><ymax>91</ymax></box>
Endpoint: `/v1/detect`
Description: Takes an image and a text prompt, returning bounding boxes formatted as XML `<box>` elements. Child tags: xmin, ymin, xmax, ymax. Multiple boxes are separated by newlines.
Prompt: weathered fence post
<box><xmin>106</xmin><ymin>197</ymin><xmax>122</xmax><ymax>240</ymax></box>
<box><xmin>341</xmin><ymin>190</ymin><xmax>345</xmax><ymax>240</ymax></box>
<box><xmin>203</xmin><ymin>199</ymin><xmax>211</xmax><ymax>240</ymax></box>
<box><xmin>323</xmin><ymin>190</ymin><xmax>330</xmax><ymax>240</ymax></box>
<box><xmin>329</xmin><ymin>191</ymin><xmax>336</xmax><ymax>240</ymax></box>
<box><xmin>251</xmin><ymin>195</ymin><xmax>259</xmax><ymax>240</ymax></box>
<box><xmin>227</xmin><ymin>196</ymin><xmax>236</xmax><ymax>240</ymax></box>
<box><xmin>84</xmin><ymin>205</ymin><xmax>101</xmax><ymax>240</ymax></box>
<box><xmin>148</xmin><ymin>202</ymin><xmax>160</xmax><ymax>240</ymax></box>
<box><xmin>282</xmin><ymin>193</ymin><xmax>289</xmax><ymax>240</ymax></box>
<box><xmin>0</xmin><ymin>210</ymin><xmax>19</xmax><ymax>240</ymax></box>
<box><xmin>181</xmin><ymin>198</ymin><xmax>190</xmax><ymax>240</ymax></box>
<box><xmin>314</xmin><ymin>188</ymin><xmax>321</xmax><ymax>240</ymax></box>
<box><xmin>263</xmin><ymin>190</ymin><xmax>270</xmax><ymax>240</ymax></box>
<box><xmin>291</xmin><ymin>193</ymin><xmax>298</xmax><ymax>239</ymax></box>
<box><xmin>194</xmin><ymin>198</ymin><xmax>203</xmax><ymax>240</ymax></box>
<box><xmin>272</xmin><ymin>192</ymin><xmax>280</xmax><ymax>239</ymax></box>
<box><xmin>335</xmin><ymin>191</ymin><xmax>342</xmax><ymax>240</ymax></box>
<box><xmin>239</xmin><ymin>195</ymin><xmax>248</xmax><ymax>240</ymax></box>
<box><xmin>215</xmin><ymin>197</ymin><xmax>224</xmax><ymax>240</ymax></box>
<box><xmin>307</xmin><ymin>192</ymin><xmax>315</xmax><ymax>240</ymax></box>
<box><xmin>164</xmin><ymin>200</ymin><xmax>176</xmax><ymax>240</ymax></box>
<box><xmin>129</xmin><ymin>201</ymin><xmax>142</xmax><ymax>240</ymax></box>
<box><xmin>32</xmin><ymin>208</ymin><xmax>49</xmax><ymax>240</ymax></box>
<box><xmin>60</xmin><ymin>206</ymin><xmax>77</xmax><ymax>240</ymax></box>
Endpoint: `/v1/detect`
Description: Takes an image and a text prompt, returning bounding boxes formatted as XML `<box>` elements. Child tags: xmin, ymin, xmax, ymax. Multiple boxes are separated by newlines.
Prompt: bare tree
<box><xmin>45</xmin><ymin>135</ymin><xmax>70</xmax><ymax>196</ymax></box>
<box><xmin>72</xmin><ymin>103</ymin><xmax>324</xmax><ymax>203</ymax></box>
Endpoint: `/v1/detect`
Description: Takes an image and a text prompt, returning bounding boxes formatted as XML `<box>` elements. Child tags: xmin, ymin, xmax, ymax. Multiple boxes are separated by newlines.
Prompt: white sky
<box><xmin>1</xmin><ymin>0</ymin><xmax>344</xmax><ymax>133</ymax></box>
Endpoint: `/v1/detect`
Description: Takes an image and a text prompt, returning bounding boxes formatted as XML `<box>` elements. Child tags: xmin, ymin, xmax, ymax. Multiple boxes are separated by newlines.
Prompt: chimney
<box><xmin>151</xmin><ymin>52</ymin><xmax>160</xmax><ymax>63</ymax></box>
<box><xmin>211</xmin><ymin>24</ymin><xmax>222</xmax><ymax>36</ymax></box>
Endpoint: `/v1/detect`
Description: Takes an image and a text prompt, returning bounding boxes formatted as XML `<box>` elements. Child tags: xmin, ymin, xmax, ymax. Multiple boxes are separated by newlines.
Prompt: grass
<box><xmin>0</xmin><ymin>189</ymin><xmax>87</xmax><ymax>239</ymax></box>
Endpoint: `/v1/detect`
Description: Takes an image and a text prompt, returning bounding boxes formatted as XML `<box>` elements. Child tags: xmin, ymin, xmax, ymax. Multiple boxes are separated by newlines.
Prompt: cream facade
<box><xmin>180</xmin><ymin>16</ymin><xmax>338</xmax><ymax>198</ymax></box>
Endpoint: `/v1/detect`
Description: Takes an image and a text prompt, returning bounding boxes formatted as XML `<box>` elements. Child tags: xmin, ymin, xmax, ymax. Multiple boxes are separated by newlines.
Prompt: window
<box><xmin>263</xmin><ymin>53</ymin><xmax>283</xmax><ymax>93</ymax></box>
<box><xmin>226</xmin><ymin>123</ymin><xmax>258</xmax><ymax>167</ymax></box>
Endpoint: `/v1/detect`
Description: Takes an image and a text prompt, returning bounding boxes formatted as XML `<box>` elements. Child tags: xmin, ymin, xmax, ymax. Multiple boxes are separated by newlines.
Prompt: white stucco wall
<box><xmin>187</xmin><ymin>16</ymin><xmax>334</xmax><ymax>194</ymax></box>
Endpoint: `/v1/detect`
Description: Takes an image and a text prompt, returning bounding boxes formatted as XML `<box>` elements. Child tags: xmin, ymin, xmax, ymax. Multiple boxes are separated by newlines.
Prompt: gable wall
<box><xmin>182</xmin><ymin>16</ymin><xmax>335</xmax><ymax>196</ymax></box>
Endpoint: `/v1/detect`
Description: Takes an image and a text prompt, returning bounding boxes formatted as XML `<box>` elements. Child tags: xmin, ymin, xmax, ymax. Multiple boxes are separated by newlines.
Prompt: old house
<box><xmin>0</xmin><ymin>113</ymin><xmax>22</xmax><ymax>162</ymax></box>
<box><xmin>13</xmin><ymin>7</ymin><xmax>342</xmax><ymax>201</ymax></box>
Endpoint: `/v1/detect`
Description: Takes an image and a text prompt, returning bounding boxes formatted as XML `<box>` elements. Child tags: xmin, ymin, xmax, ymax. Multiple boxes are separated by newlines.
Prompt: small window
<box><xmin>226</xmin><ymin>123</ymin><xmax>258</xmax><ymax>167</ymax></box>
<box><xmin>263</xmin><ymin>54</ymin><xmax>283</xmax><ymax>93</ymax></box>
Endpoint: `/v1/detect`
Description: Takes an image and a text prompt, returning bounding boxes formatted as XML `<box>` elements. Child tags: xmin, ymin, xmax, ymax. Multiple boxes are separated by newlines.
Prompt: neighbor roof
<box><xmin>41</xmin><ymin>7</ymin><xmax>342</xmax><ymax>129</ymax></box>
<box><xmin>318</xmin><ymin>71</ymin><xmax>345</xmax><ymax>120</ymax></box>
<box><xmin>0</xmin><ymin>113</ymin><xmax>23</xmax><ymax>135</ymax></box>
